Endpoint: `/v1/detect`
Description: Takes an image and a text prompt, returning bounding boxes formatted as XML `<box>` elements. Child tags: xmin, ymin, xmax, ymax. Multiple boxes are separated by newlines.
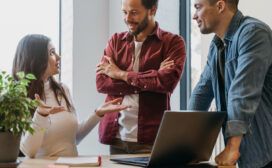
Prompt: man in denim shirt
<box><xmin>189</xmin><ymin>0</ymin><xmax>272</xmax><ymax>167</ymax></box>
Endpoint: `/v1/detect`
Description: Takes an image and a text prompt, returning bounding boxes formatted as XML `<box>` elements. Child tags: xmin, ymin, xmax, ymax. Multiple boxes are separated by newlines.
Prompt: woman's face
<box><xmin>43</xmin><ymin>42</ymin><xmax>60</xmax><ymax>80</ymax></box>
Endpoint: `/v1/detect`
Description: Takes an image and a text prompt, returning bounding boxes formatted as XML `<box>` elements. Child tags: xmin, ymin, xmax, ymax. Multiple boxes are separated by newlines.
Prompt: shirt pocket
<box><xmin>225</xmin><ymin>52</ymin><xmax>238</xmax><ymax>81</ymax></box>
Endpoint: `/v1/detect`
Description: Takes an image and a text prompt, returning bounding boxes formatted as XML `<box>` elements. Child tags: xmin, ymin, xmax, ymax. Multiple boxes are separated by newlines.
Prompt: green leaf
<box><xmin>16</xmin><ymin>72</ymin><xmax>25</xmax><ymax>79</ymax></box>
<box><xmin>20</xmin><ymin>79</ymin><xmax>30</xmax><ymax>86</ymax></box>
<box><xmin>7</xmin><ymin>76</ymin><xmax>13</xmax><ymax>82</ymax></box>
<box><xmin>26</xmin><ymin>74</ymin><xmax>36</xmax><ymax>80</ymax></box>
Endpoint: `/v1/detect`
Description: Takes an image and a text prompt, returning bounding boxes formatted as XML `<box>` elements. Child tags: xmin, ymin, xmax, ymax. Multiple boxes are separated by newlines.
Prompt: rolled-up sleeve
<box><xmin>226</xmin><ymin>25</ymin><xmax>272</xmax><ymax>137</ymax></box>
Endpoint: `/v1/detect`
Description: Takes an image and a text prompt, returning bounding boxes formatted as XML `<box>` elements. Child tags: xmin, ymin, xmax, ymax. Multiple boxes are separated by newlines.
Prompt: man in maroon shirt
<box><xmin>96</xmin><ymin>0</ymin><xmax>186</xmax><ymax>154</ymax></box>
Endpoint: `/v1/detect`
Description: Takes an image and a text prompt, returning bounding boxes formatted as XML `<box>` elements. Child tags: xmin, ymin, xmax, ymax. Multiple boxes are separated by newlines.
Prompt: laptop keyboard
<box><xmin>131</xmin><ymin>157</ymin><xmax>150</xmax><ymax>163</ymax></box>
<box><xmin>111</xmin><ymin>156</ymin><xmax>150</xmax><ymax>165</ymax></box>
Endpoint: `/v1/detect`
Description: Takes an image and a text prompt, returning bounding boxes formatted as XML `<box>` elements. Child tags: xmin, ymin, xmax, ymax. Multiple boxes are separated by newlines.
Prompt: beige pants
<box><xmin>110</xmin><ymin>138</ymin><xmax>152</xmax><ymax>155</ymax></box>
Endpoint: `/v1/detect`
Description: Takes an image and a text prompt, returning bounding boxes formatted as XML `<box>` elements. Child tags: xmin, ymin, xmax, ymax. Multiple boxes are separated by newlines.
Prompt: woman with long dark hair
<box><xmin>12</xmin><ymin>34</ymin><xmax>128</xmax><ymax>158</ymax></box>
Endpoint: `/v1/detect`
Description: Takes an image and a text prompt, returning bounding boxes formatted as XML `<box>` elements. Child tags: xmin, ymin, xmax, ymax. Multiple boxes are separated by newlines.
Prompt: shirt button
<box><xmin>134</xmin><ymin>90</ymin><xmax>138</xmax><ymax>94</ymax></box>
<box><xmin>115</xmin><ymin>119</ymin><xmax>118</xmax><ymax>122</ymax></box>
<box><xmin>144</xmin><ymin>85</ymin><xmax>147</xmax><ymax>89</ymax></box>
<box><xmin>119</xmin><ymin>92</ymin><xmax>122</xmax><ymax>95</ymax></box>
<box><xmin>131</xmin><ymin>82</ymin><xmax>134</xmax><ymax>86</ymax></box>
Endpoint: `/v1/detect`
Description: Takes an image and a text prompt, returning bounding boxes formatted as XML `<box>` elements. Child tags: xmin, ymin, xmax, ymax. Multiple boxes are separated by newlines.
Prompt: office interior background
<box><xmin>0</xmin><ymin>0</ymin><xmax>271</xmax><ymax>157</ymax></box>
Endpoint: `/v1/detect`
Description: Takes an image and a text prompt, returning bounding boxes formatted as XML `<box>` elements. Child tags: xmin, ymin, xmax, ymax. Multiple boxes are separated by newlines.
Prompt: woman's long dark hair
<box><xmin>12</xmin><ymin>34</ymin><xmax>72</xmax><ymax>115</ymax></box>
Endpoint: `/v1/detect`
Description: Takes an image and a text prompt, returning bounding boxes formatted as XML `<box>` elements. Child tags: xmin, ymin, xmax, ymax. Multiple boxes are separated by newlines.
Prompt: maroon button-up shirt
<box><xmin>96</xmin><ymin>23</ymin><xmax>186</xmax><ymax>145</ymax></box>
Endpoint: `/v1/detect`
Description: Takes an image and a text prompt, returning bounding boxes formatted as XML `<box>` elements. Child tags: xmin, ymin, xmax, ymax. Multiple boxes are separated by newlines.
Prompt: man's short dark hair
<box><xmin>208</xmin><ymin>0</ymin><xmax>239</xmax><ymax>10</ymax></box>
<box><xmin>141</xmin><ymin>0</ymin><xmax>158</xmax><ymax>9</ymax></box>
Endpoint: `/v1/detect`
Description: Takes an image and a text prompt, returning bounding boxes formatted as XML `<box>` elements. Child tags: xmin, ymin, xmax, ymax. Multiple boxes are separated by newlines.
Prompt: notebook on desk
<box><xmin>110</xmin><ymin>111</ymin><xmax>226</xmax><ymax>168</ymax></box>
<box><xmin>55</xmin><ymin>156</ymin><xmax>101</xmax><ymax>167</ymax></box>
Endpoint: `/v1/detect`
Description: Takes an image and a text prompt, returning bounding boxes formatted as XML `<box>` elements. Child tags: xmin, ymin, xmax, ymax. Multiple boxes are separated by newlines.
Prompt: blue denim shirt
<box><xmin>189</xmin><ymin>11</ymin><xmax>272</xmax><ymax>168</ymax></box>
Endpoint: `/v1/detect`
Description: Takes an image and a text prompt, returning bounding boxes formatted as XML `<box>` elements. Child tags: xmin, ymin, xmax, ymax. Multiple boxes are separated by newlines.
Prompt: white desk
<box><xmin>18</xmin><ymin>155</ymin><xmax>236</xmax><ymax>168</ymax></box>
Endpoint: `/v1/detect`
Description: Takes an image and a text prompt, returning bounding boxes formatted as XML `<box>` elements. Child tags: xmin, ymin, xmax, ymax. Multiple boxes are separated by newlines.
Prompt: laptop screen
<box><xmin>111</xmin><ymin>111</ymin><xmax>226</xmax><ymax>167</ymax></box>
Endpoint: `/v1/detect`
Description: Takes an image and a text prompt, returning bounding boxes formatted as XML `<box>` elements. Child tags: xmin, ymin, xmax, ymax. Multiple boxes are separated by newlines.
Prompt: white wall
<box><xmin>240</xmin><ymin>0</ymin><xmax>272</xmax><ymax>27</ymax></box>
<box><xmin>72</xmin><ymin>0</ymin><xmax>109</xmax><ymax>155</ymax></box>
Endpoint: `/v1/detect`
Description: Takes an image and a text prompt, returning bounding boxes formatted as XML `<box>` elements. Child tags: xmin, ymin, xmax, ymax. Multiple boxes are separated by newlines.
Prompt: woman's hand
<box><xmin>35</xmin><ymin>94</ymin><xmax>66</xmax><ymax>117</ymax></box>
<box><xmin>95</xmin><ymin>98</ymin><xmax>130</xmax><ymax>117</ymax></box>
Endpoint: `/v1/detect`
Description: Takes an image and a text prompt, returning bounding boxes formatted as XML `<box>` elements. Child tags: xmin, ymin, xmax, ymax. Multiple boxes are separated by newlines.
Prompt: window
<box><xmin>0</xmin><ymin>0</ymin><xmax>60</xmax><ymax>73</ymax></box>
<box><xmin>179</xmin><ymin>0</ymin><xmax>191</xmax><ymax>109</ymax></box>
<box><xmin>190</xmin><ymin>3</ymin><xmax>204</xmax><ymax>90</ymax></box>
<box><xmin>186</xmin><ymin>1</ymin><xmax>224</xmax><ymax>161</ymax></box>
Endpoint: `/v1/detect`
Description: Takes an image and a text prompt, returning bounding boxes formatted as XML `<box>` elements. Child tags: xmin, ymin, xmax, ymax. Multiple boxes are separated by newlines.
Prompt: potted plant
<box><xmin>0</xmin><ymin>71</ymin><xmax>37</xmax><ymax>163</ymax></box>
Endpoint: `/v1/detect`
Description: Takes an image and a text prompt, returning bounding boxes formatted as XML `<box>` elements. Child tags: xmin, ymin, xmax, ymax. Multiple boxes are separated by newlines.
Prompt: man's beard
<box><xmin>126</xmin><ymin>14</ymin><xmax>149</xmax><ymax>36</ymax></box>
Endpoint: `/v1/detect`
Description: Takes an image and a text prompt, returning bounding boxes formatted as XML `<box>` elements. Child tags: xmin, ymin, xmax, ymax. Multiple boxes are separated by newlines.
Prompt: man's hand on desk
<box><xmin>215</xmin><ymin>136</ymin><xmax>242</xmax><ymax>166</ymax></box>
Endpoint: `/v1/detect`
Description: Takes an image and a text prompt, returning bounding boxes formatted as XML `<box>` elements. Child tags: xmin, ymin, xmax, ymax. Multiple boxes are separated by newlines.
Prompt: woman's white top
<box><xmin>20</xmin><ymin>81</ymin><xmax>101</xmax><ymax>158</ymax></box>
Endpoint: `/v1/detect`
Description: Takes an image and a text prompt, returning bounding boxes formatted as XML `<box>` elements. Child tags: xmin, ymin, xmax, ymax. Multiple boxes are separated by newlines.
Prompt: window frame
<box><xmin>179</xmin><ymin>0</ymin><xmax>192</xmax><ymax>109</ymax></box>
<box><xmin>59</xmin><ymin>0</ymin><xmax>62</xmax><ymax>81</ymax></box>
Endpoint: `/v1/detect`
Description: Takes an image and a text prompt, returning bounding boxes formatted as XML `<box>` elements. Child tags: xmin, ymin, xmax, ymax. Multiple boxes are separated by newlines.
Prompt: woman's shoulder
<box><xmin>59</xmin><ymin>82</ymin><xmax>70</xmax><ymax>93</ymax></box>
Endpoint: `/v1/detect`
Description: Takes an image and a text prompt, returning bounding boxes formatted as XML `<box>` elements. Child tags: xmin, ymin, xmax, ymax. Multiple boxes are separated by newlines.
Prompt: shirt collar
<box><xmin>121</xmin><ymin>21</ymin><xmax>163</xmax><ymax>41</ymax></box>
<box><xmin>212</xmin><ymin>10</ymin><xmax>244</xmax><ymax>46</ymax></box>
<box><xmin>224</xmin><ymin>10</ymin><xmax>244</xmax><ymax>41</ymax></box>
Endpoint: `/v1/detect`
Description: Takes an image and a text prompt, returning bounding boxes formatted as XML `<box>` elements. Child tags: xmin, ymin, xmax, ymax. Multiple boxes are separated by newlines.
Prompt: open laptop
<box><xmin>110</xmin><ymin>111</ymin><xmax>226</xmax><ymax>168</ymax></box>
